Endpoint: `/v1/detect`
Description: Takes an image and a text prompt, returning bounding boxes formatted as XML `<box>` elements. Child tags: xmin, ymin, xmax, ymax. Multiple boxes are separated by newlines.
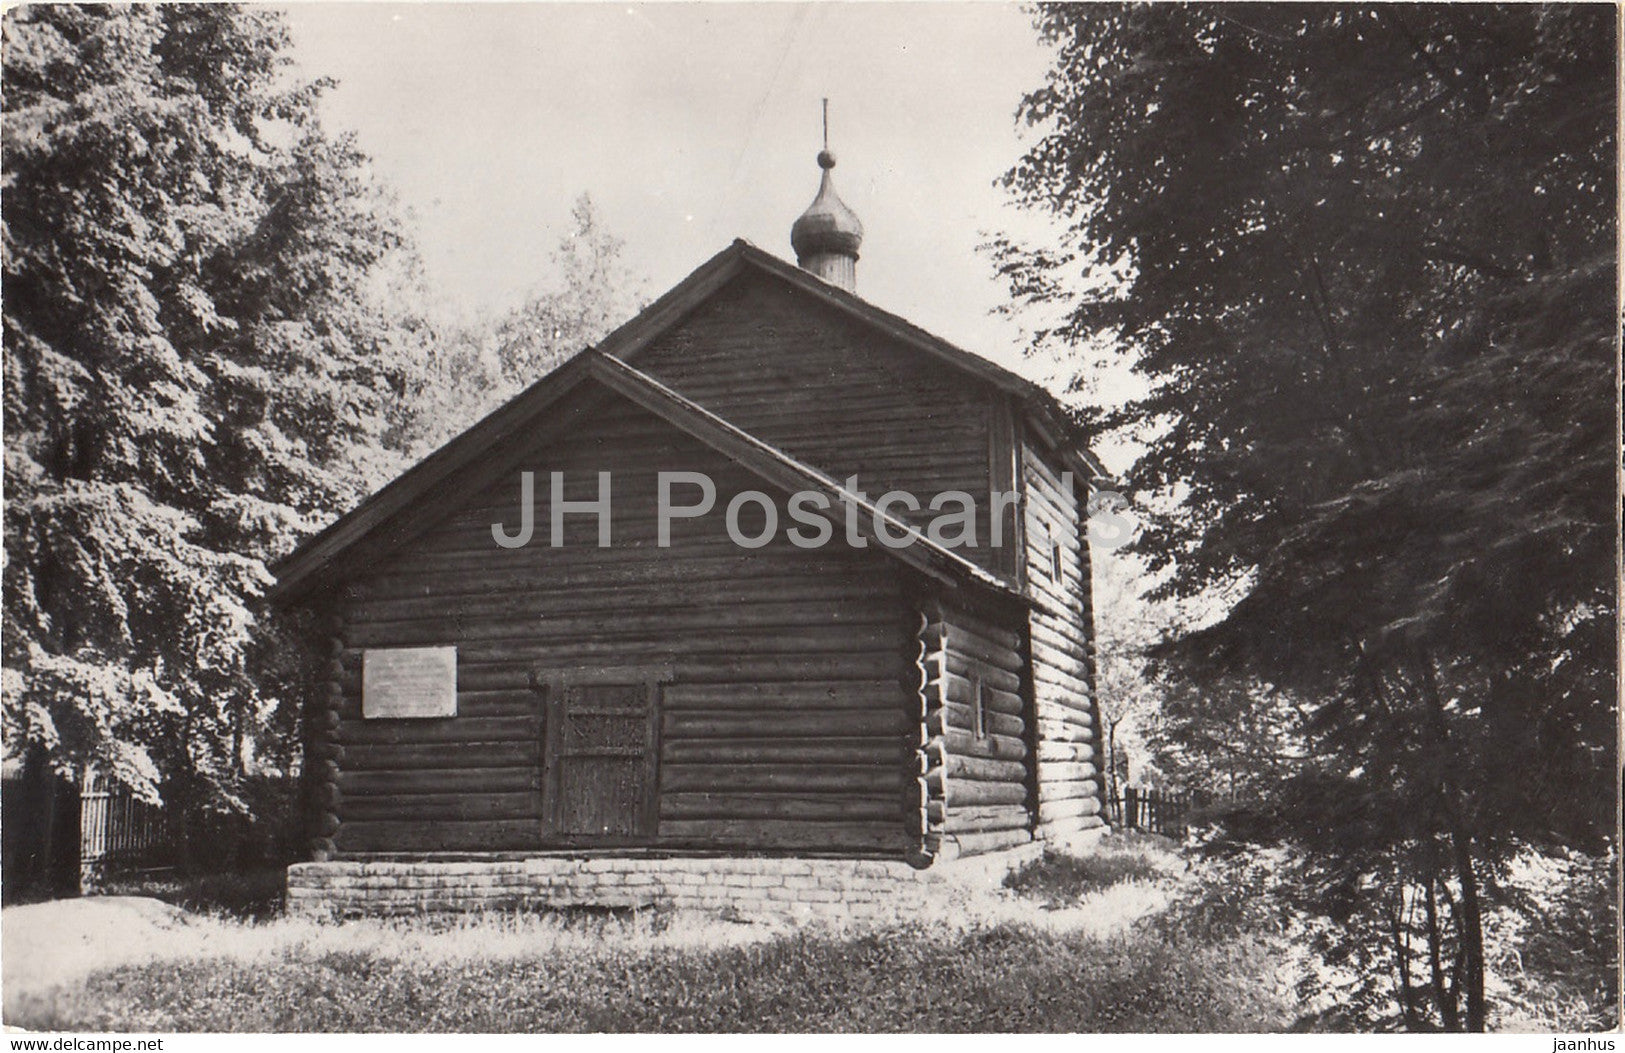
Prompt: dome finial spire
<box><xmin>815</xmin><ymin>98</ymin><xmax>837</xmax><ymax>172</ymax></box>
<box><xmin>792</xmin><ymin>98</ymin><xmax>863</xmax><ymax>292</ymax></box>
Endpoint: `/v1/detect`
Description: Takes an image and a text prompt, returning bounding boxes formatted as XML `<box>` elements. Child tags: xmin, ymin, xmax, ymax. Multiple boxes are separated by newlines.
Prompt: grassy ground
<box><xmin>3</xmin><ymin>835</ymin><xmax>1298</xmax><ymax>1032</ymax></box>
<box><xmin>93</xmin><ymin>866</ymin><xmax>289</xmax><ymax>920</ymax></box>
<box><xmin>1003</xmin><ymin>838</ymin><xmax>1171</xmax><ymax>907</ymax></box>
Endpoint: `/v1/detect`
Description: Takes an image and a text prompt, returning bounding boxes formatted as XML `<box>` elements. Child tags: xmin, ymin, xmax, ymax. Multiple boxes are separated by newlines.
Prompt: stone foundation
<box><xmin>288</xmin><ymin>856</ymin><xmax>944</xmax><ymax>921</ymax></box>
<box><xmin>287</xmin><ymin>830</ymin><xmax>1106</xmax><ymax>921</ymax></box>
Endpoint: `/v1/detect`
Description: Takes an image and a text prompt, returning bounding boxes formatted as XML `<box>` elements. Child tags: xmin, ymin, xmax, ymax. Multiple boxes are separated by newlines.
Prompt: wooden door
<box><xmin>541</xmin><ymin>673</ymin><xmax>660</xmax><ymax>843</ymax></box>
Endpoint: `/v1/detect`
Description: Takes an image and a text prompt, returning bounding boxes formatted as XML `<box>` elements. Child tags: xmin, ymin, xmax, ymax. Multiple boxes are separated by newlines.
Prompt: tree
<box><xmin>403</xmin><ymin>194</ymin><xmax>647</xmax><ymax>452</ymax></box>
<box><xmin>1147</xmin><ymin>677</ymin><xmax>1311</xmax><ymax>800</ymax></box>
<box><xmin>2</xmin><ymin>5</ymin><xmax>418</xmax><ymax>886</ymax></box>
<box><xmin>996</xmin><ymin>5</ymin><xmax>1615</xmax><ymax>1030</ymax></box>
<box><xmin>1089</xmin><ymin>552</ymin><xmax>1185</xmax><ymax>801</ymax></box>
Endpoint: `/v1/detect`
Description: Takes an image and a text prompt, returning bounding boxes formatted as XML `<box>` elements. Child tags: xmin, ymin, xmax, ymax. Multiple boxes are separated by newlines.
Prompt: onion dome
<box><xmin>791</xmin><ymin>150</ymin><xmax>864</xmax><ymax>262</ymax></box>
<box><xmin>790</xmin><ymin>108</ymin><xmax>863</xmax><ymax>292</ymax></box>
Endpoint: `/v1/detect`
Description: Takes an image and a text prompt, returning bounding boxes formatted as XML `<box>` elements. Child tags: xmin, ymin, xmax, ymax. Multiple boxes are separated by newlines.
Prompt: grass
<box><xmin>4</xmin><ymin>837</ymin><xmax>1298</xmax><ymax>1032</ymax></box>
<box><xmin>1003</xmin><ymin>835</ymin><xmax>1173</xmax><ymax>908</ymax></box>
<box><xmin>8</xmin><ymin>917</ymin><xmax>1292</xmax><ymax>1032</ymax></box>
<box><xmin>94</xmin><ymin>866</ymin><xmax>288</xmax><ymax>920</ymax></box>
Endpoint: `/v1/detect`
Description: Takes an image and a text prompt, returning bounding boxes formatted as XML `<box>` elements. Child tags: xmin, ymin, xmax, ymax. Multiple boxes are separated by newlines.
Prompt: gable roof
<box><xmin>272</xmin><ymin>240</ymin><xmax>1110</xmax><ymax>603</ymax></box>
<box><xmin>271</xmin><ymin>351</ymin><xmax>1021</xmax><ymax>604</ymax></box>
<box><xmin>595</xmin><ymin>240</ymin><xmax>1110</xmax><ymax>482</ymax></box>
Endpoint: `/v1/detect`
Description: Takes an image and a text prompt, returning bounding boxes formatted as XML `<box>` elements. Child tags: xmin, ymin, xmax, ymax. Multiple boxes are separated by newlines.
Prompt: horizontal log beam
<box><xmin>947</xmin><ymin>780</ymin><xmax>1028</xmax><ymax>808</ymax></box>
<box><xmin>341</xmin><ymin>741</ymin><xmax>537</xmax><ymax>771</ymax></box>
<box><xmin>938</xmin><ymin>672</ymin><xmax>1025</xmax><ymax>716</ymax></box>
<box><xmin>657</xmin><ymin>819</ymin><xmax>906</xmax><ymax>851</ymax></box>
<box><xmin>659</xmin><ymin>792</ymin><xmax>902</xmax><ymax>821</ymax></box>
<box><xmin>339</xmin><ymin>716</ymin><xmax>537</xmax><ymax>747</ymax></box>
<box><xmin>660</xmin><ymin>764</ymin><xmax>903</xmax><ymax>795</ymax></box>
<box><xmin>339</xmin><ymin>767</ymin><xmax>539</xmax><ymax>796</ymax></box>
<box><xmin>356</xmin><ymin>552</ymin><xmax>885</xmax><ymax>599</ymax></box>
<box><xmin>946</xmin><ymin>754</ymin><xmax>1028</xmax><ymax>784</ymax></box>
<box><xmin>1036</xmin><ymin>796</ymin><xmax>1101</xmax><ymax>821</ymax></box>
<box><xmin>662</xmin><ymin>680</ymin><xmax>902</xmax><ymax>711</ymax></box>
<box><xmin>1037</xmin><ymin>778</ymin><xmax>1101</xmax><ymax>805</ymax></box>
<box><xmin>946</xmin><ymin>729</ymin><xmax>1027</xmax><ymax>761</ymax></box>
<box><xmin>337</xmin><ymin>819</ymin><xmax>540</xmax><ymax>853</ymax></box>
<box><xmin>922</xmin><ymin>622</ymin><xmax>1025</xmax><ymax>675</ymax></box>
<box><xmin>661</xmin><ymin>709</ymin><xmax>906</xmax><ymax>739</ymax></box>
<box><xmin>1037</xmin><ymin>809</ymin><xmax>1106</xmax><ymax>837</ymax></box>
<box><xmin>661</xmin><ymin>738</ymin><xmax>903</xmax><ymax>766</ymax></box>
<box><xmin>947</xmin><ymin>804</ymin><xmax>1033</xmax><ymax>834</ymax></box>
<box><xmin>941</xmin><ymin>652</ymin><xmax>1022</xmax><ymax>695</ymax></box>
<box><xmin>1037</xmin><ymin>740</ymin><xmax>1097</xmax><ymax>764</ymax></box>
<box><xmin>943</xmin><ymin>701</ymin><xmax>1025</xmax><ymax>739</ymax></box>
<box><xmin>348</xmin><ymin>621</ymin><xmax>904</xmax><ymax>655</ymax></box>
<box><xmin>345</xmin><ymin>792</ymin><xmax>539</xmax><ymax>823</ymax></box>
<box><xmin>950</xmin><ymin>826</ymin><xmax>1034</xmax><ymax>857</ymax></box>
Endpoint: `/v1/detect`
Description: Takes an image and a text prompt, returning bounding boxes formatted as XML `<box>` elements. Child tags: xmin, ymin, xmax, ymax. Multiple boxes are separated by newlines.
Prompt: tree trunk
<box><xmin>1424</xmin><ymin>875</ymin><xmax>1459</xmax><ymax>1030</ymax></box>
<box><xmin>1390</xmin><ymin>890</ymin><xmax>1421</xmax><ymax>1030</ymax></box>
<box><xmin>1451</xmin><ymin>832</ymin><xmax>1487</xmax><ymax>1031</ymax></box>
<box><xmin>1411</xmin><ymin>647</ymin><xmax>1486</xmax><ymax>1031</ymax></box>
<box><xmin>1106</xmin><ymin>715</ymin><xmax>1123</xmax><ymax>816</ymax></box>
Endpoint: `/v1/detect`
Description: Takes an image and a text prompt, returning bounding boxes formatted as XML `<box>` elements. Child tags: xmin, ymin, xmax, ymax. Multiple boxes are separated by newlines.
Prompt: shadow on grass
<box><xmin>96</xmin><ymin>867</ymin><xmax>287</xmax><ymax>920</ymax></box>
<box><xmin>1002</xmin><ymin>842</ymin><xmax>1171</xmax><ymax>908</ymax></box>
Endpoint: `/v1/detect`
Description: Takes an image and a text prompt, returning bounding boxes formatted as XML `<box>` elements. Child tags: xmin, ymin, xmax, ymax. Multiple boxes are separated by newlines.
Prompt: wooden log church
<box><xmin>275</xmin><ymin>143</ymin><xmax>1114</xmax><ymax>912</ymax></box>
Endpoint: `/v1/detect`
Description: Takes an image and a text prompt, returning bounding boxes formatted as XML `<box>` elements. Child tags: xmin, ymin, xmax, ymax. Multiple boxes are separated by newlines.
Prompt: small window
<box><xmin>971</xmin><ymin>672</ymin><xmax>988</xmax><ymax>740</ymax></box>
<box><xmin>1051</xmin><ymin>537</ymin><xmax>1066</xmax><ymax>582</ymax></box>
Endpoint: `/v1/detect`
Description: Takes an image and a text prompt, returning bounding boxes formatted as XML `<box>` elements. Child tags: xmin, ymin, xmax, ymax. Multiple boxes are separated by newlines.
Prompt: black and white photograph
<box><xmin>0</xmin><ymin>0</ymin><xmax>1617</xmax><ymax>1036</ymax></box>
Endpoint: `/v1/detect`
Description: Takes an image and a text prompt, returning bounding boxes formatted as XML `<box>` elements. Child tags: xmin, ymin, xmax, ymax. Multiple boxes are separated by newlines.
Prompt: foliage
<box><xmin>1146</xmin><ymin>678</ymin><xmax>1310</xmax><ymax>799</ymax></box>
<box><xmin>1147</xmin><ymin>848</ymin><xmax>1290</xmax><ymax>947</ymax></box>
<box><xmin>996</xmin><ymin>4</ymin><xmax>1616</xmax><ymax>1030</ymax></box>
<box><xmin>1089</xmin><ymin>553</ymin><xmax>1180</xmax><ymax>795</ymax></box>
<box><xmin>1156</xmin><ymin>842</ymin><xmax>1618</xmax><ymax>1032</ymax></box>
<box><xmin>2</xmin><ymin>6</ymin><xmax>418</xmax><ymax>837</ymax></box>
<box><xmin>401</xmin><ymin>194</ymin><xmax>646</xmax><ymax>453</ymax></box>
<box><xmin>1482</xmin><ymin>847</ymin><xmax>1620</xmax><ymax>1031</ymax></box>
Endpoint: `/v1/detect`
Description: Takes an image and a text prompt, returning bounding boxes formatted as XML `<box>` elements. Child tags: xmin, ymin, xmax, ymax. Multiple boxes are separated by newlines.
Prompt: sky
<box><xmin>283</xmin><ymin>2</ymin><xmax>1067</xmax><ymax>377</ymax></box>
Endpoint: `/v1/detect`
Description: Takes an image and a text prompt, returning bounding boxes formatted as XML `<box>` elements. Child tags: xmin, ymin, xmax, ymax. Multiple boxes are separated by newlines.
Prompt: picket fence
<box><xmin>78</xmin><ymin>770</ymin><xmax>177</xmax><ymax>882</ymax></box>
<box><xmin>1108</xmin><ymin>785</ymin><xmax>1196</xmax><ymax>839</ymax></box>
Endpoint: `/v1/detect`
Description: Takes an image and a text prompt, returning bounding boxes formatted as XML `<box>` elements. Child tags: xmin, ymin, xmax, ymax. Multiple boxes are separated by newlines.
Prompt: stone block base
<box><xmin>287</xmin><ymin>855</ymin><xmax>953</xmax><ymax>921</ymax></box>
<box><xmin>283</xmin><ymin>837</ymin><xmax>1107</xmax><ymax>921</ymax></box>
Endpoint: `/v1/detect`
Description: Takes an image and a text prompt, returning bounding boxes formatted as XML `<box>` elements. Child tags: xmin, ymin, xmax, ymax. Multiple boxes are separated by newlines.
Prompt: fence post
<box><xmin>1123</xmin><ymin>785</ymin><xmax>1139</xmax><ymax>831</ymax></box>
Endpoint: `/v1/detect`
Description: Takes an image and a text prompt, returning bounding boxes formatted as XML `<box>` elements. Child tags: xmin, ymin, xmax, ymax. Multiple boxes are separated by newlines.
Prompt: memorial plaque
<box><xmin>362</xmin><ymin>646</ymin><xmax>457</xmax><ymax>719</ymax></box>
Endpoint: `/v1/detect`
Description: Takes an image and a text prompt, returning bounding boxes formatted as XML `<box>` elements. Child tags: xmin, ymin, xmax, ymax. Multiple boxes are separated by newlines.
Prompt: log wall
<box><xmin>330</xmin><ymin>391</ymin><xmax>915</xmax><ymax>856</ymax></box>
<box><xmin>921</xmin><ymin>598</ymin><xmax>1037</xmax><ymax>857</ymax></box>
<box><xmin>634</xmin><ymin>272</ymin><xmax>1007</xmax><ymax>575</ymax></box>
<box><xmin>1020</xmin><ymin>434</ymin><xmax>1108</xmax><ymax>838</ymax></box>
